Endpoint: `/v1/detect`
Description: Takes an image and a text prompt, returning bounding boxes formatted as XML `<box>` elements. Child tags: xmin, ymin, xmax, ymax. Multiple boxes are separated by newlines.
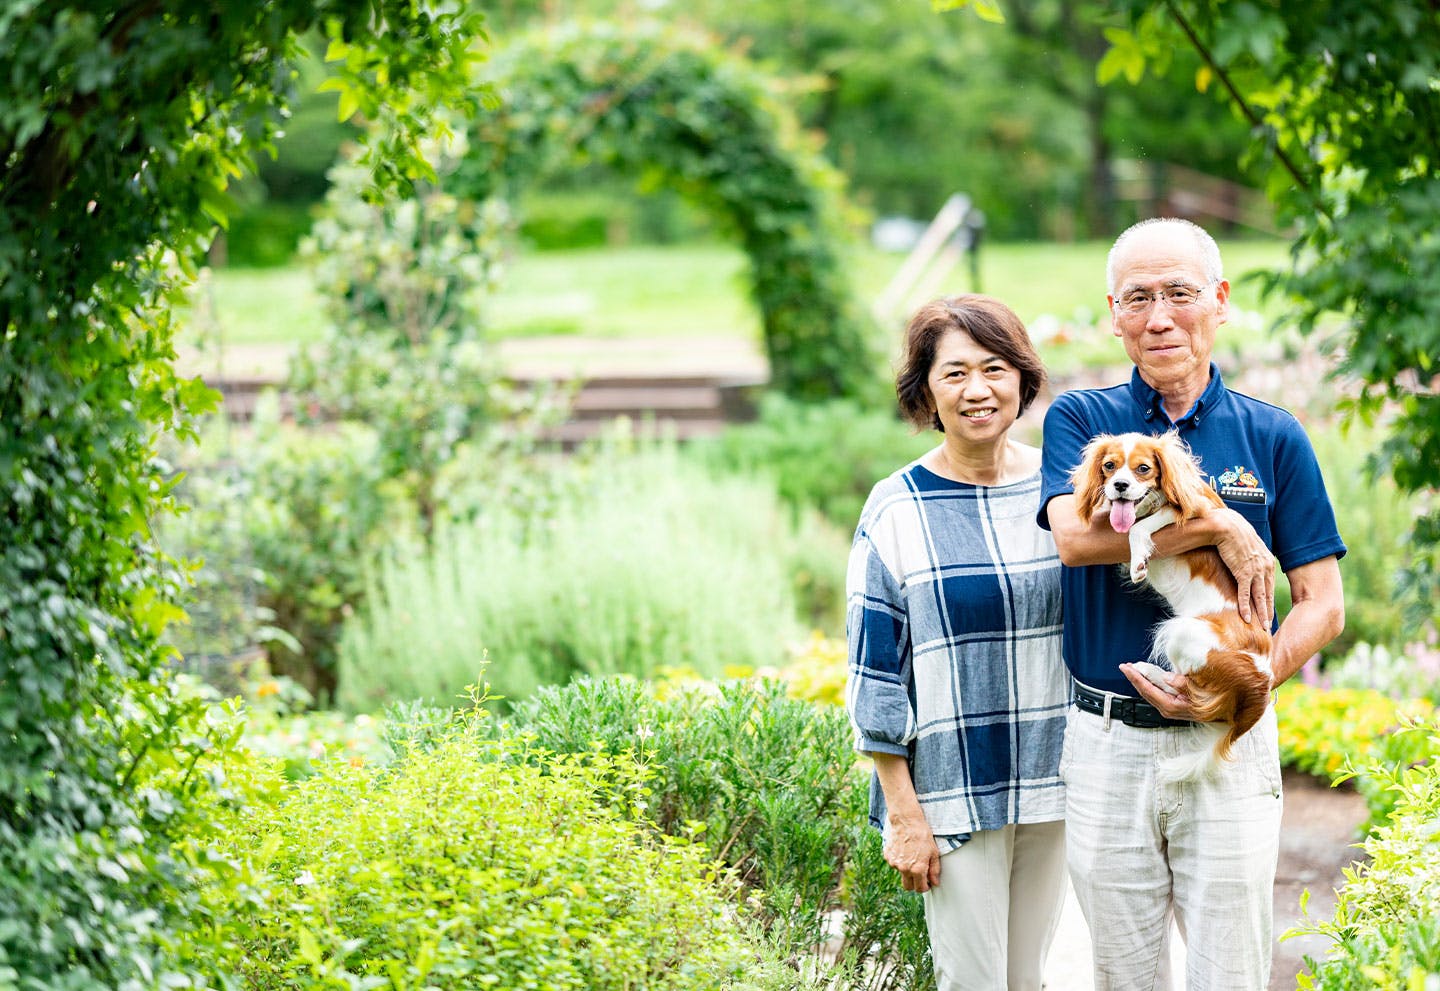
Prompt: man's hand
<box><xmin>1120</xmin><ymin>663</ymin><xmax>1203</xmax><ymax>721</ymax></box>
<box><xmin>1211</xmin><ymin>507</ymin><xmax>1275</xmax><ymax>626</ymax></box>
<box><xmin>884</xmin><ymin>811</ymin><xmax>942</xmax><ymax>893</ymax></box>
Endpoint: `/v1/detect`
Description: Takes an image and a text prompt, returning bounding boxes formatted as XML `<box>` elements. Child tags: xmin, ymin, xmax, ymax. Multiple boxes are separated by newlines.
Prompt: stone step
<box><xmin>544</xmin><ymin>417</ymin><xmax>729</xmax><ymax>447</ymax></box>
<box><xmin>571</xmin><ymin>385</ymin><xmax>724</xmax><ymax>419</ymax></box>
<box><xmin>208</xmin><ymin>370</ymin><xmax>761</xmax><ymax>444</ymax></box>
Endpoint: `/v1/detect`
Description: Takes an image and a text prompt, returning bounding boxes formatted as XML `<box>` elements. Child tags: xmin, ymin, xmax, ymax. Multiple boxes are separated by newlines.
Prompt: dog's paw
<box><xmin>1131</xmin><ymin>661</ymin><xmax>1181</xmax><ymax>696</ymax></box>
<box><xmin>1130</xmin><ymin>559</ymin><xmax>1149</xmax><ymax>583</ymax></box>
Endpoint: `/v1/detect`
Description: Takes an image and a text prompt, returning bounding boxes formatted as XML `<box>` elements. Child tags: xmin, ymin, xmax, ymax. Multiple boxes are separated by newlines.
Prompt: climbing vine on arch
<box><xmin>451</xmin><ymin>21</ymin><xmax>881</xmax><ymax>401</ymax></box>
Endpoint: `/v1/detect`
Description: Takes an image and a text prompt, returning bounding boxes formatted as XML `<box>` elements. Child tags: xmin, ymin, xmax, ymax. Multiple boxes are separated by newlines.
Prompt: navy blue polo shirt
<box><xmin>1037</xmin><ymin>364</ymin><xmax>1347</xmax><ymax>696</ymax></box>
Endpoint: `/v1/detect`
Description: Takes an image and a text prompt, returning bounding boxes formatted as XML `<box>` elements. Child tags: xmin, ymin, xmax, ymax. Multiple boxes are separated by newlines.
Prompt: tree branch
<box><xmin>1163</xmin><ymin>0</ymin><xmax>1328</xmax><ymax>216</ymax></box>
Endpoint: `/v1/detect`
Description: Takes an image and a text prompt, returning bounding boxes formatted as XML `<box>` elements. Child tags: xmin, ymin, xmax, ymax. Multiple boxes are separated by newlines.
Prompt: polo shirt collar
<box><xmin>1128</xmin><ymin>362</ymin><xmax>1227</xmax><ymax>428</ymax></box>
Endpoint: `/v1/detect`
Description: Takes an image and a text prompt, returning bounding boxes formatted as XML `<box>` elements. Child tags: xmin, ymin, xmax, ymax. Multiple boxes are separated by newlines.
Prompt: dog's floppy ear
<box><xmin>1070</xmin><ymin>437</ymin><xmax>1111</xmax><ymax>522</ymax></box>
<box><xmin>1153</xmin><ymin>433</ymin><xmax>1224</xmax><ymax>519</ymax></box>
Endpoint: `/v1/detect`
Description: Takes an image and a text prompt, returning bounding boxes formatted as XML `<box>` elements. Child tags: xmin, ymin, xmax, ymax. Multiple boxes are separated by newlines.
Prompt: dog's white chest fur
<box><xmin>1143</xmin><ymin>556</ymin><xmax>1229</xmax><ymax>616</ymax></box>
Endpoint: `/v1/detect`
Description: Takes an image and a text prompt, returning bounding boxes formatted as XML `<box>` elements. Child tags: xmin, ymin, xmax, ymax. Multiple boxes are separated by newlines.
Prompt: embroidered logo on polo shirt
<box><xmin>1213</xmin><ymin>465</ymin><xmax>1267</xmax><ymax>505</ymax></box>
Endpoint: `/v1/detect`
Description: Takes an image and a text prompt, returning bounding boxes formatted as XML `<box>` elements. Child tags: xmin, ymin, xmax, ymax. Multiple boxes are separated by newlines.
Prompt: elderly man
<box><xmin>1038</xmin><ymin>218</ymin><xmax>1346</xmax><ymax>990</ymax></box>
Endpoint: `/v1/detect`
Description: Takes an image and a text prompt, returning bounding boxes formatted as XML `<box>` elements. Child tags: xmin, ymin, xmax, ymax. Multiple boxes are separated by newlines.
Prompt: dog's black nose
<box><xmin>1113</xmin><ymin>479</ymin><xmax>1129</xmax><ymax>493</ymax></box>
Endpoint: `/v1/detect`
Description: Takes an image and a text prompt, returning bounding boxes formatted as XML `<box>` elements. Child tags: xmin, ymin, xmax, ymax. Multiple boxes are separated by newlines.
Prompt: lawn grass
<box><xmin>185</xmin><ymin>237</ymin><xmax>1292</xmax><ymax>359</ymax></box>
<box><xmin>184</xmin><ymin>266</ymin><xmax>329</xmax><ymax>347</ymax></box>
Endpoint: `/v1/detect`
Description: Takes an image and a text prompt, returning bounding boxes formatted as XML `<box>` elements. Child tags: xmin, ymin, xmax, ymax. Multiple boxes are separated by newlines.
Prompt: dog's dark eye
<box><xmin>1102</xmin><ymin>461</ymin><xmax>1115</xmax><ymax>472</ymax></box>
<box><xmin>1136</xmin><ymin>465</ymin><xmax>1151</xmax><ymax>475</ymax></box>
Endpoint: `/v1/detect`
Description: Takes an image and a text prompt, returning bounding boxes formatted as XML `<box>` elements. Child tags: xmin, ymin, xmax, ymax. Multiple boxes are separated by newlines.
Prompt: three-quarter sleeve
<box><xmin>845</xmin><ymin>523</ymin><xmax>915</xmax><ymax>756</ymax></box>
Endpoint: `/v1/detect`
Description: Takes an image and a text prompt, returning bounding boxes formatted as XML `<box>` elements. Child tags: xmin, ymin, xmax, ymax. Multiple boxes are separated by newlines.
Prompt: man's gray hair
<box><xmin>1106</xmin><ymin>217</ymin><xmax>1224</xmax><ymax>295</ymax></box>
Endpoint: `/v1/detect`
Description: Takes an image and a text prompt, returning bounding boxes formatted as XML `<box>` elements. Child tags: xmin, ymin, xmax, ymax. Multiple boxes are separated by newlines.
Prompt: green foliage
<box><xmin>518</xmin><ymin>189</ymin><xmax>613</xmax><ymax>249</ymax></box>
<box><xmin>508</xmin><ymin>676</ymin><xmax>936</xmax><ymax>991</ymax></box>
<box><xmin>161</xmin><ymin>409</ymin><xmax>418</xmax><ymax>701</ymax></box>
<box><xmin>338</xmin><ymin>441</ymin><xmax>815</xmax><ymax>709</ymax></box>
<box><xmin>1103</xmin><ymin>0</ymin><xmax>1440</xmax><ymax>637</ymax></box>
<box><xmin>176</xmin><ymin>721</ymin><xmax>800</xmax><ymax>988</ymax></box>
<box><xmin>221</xmin><ymin>201</ymin><xmax>317</xmax><ymax>268</ymax></box>
<box><xmin>0</xmin><ymin>2</ymin><xmax>484</xmax><ymax>985</ymax></box>
<box><xmin>1305</xmin><ymin>420</ymin><xmax>1422</xmax><ymax>657</ymax></box>
<box><xmin>293</xmin><ymin>142</ymin><xmax>571</xmax><ymax>534</ymax></box>
<box><xmin>451</xmin><ymin>20</ymin><xmax>883</xmax><ymax>401</ymax></box>
<box><xmin>1324</xmin><ymin>641</ymin><xmax>1440</xmax><ymax>709</ymax></box>
<box><xmin>1289</xmin><ymin>717</ymin><xmax>1440</xmax><ymax>990</ymax></box>
<box><xmin>699</xmin><ymin>393</ymin><xmax>937</xmax><ymax>531</ymax></box>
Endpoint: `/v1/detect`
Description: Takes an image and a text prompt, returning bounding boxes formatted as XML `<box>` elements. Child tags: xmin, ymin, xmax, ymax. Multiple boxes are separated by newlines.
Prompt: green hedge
<box><xmin>698</xmin><ymin>393</ymin><xmax>936</xmax><ymax>531</ymax></box>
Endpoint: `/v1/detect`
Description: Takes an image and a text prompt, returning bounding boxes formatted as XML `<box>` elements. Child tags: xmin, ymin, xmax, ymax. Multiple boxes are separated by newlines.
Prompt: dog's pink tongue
<box><xmin>1110</xmin><ymin>500</ymin><xmax>1137</xmax><ymax>534</ymax></box>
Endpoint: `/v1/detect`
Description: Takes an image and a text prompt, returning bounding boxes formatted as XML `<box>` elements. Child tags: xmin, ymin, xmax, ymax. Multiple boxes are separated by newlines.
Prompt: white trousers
<box><xmin>922</xmin><ymin>820</ymin><xmax>1068</xmax><ymax>991</ymax></box>
<box><xmin>1060</xmin><ymin>704</ymin><xmax>1283</xmax><ymax>991</ymax></box>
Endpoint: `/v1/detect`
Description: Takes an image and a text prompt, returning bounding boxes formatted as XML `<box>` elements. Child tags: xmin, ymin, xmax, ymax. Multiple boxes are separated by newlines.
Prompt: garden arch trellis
<box><xmin>449</xmin><ymin>22</ymin><xmax>878</xmax><ymax>401</ymax></box>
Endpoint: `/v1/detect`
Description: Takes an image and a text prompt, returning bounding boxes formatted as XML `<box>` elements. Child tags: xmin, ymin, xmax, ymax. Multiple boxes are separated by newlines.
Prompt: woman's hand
<box><xmin>884</xmin><ymin>811</ymin><xmax>942</xmax><ymax>892</ymax></box>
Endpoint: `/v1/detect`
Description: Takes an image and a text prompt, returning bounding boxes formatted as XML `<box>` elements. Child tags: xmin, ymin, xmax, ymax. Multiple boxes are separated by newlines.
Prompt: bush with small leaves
<box><xmin>1290</xmin><ymin>717</ymin><xmax>1440</xmax><ymax>989</ymax></box>
<box><xmin>338</xmin><ymin>440</ymin><xmax>813</xmax><ymax>709</ymax></box>
<box><xmin>698</xmin><ymin>393</ymin><xmax>937</xmax><ymax>532</ymax></box>
<box><xmin>508</xmin><ymin>675</ymin><xmax>936</xmax><ymax>990</ymax></box>
<box><xmin>175</xmin><ymin>713</ymin><xmax>822</xmax><ymax>990</ymax></box>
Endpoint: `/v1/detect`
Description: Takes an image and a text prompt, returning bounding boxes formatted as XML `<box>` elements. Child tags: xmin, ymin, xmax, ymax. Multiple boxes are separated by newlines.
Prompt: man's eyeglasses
<box><xmin>1114</xmin><ymin>281</ymin><xmax>1216</xmax><ymax>315</ymax></box>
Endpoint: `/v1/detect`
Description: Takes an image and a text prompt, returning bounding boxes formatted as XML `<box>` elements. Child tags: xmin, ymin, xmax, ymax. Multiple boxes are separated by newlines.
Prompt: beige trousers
<box><xmin>1060</xmin><ymin>704</ymin><xmax>1283</xmax><ymax>990</ymax></box>
<box><xmin>922</xmin><ymin>820</ymin><xmax>1068</xmax><ymax>991</ymax></box>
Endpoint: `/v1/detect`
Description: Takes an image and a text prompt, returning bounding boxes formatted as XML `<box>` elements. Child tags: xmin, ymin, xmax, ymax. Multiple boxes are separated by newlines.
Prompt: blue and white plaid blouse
<box><xmin>845</xmin><ymin>462</ymin><xmax>1067</xmax><ymax>841</ymax></box>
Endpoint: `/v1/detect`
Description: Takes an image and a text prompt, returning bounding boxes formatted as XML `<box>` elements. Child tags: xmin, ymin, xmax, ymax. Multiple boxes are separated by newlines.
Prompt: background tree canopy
<box><xmin>227</xmin><ymin>0</ymin><xmax>1267</xmax><ymax>247</ymax></box>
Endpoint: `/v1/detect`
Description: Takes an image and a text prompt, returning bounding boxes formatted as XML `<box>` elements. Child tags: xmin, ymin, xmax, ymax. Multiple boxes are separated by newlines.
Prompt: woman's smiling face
<box><xmin>926</xmin><ymin>328</ymin><xmax>1022</xmax><ymax>444</ymax></box>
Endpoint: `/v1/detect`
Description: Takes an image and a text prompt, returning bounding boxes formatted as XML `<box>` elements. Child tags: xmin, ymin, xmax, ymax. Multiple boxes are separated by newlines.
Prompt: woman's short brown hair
<box><xmin>895</xmin><ymin>294</ymin><xmax>1047</xmax><ymax>432</ymax></box>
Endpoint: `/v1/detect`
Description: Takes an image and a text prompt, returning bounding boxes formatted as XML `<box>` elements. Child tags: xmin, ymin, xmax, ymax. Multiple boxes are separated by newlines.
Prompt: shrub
<box><xmin>508</xmin><ymin>675</ymin><xmax>936</xmax><ymax>991</ymax></box>
<box><xmin>174</xmin><ymin>717</ymin><xmax>813</xmax><ymax>989</ymax></box>
<box><xmin>1291</xmin><ymin>718</ymin><xmax>1440</xmax><ymax>990</ymax></box>
<box><xmin>517</xmin><ymin>187</ymin><xmax>624</xmax><ymax>248</ymax></box>
<box><xmin>208</xmin><ymin>412</ymin><xmax>417</xmax><ymax>701</ymax></box>
<box><xmin>338</xmin><ymin>443</ymin><xmax>811</xmax><ymax>709</ymax></box>
<box><xmin>698</xmin><ymin>393</ymin><xmax>936</xmax><ymax>531</ymax></box>
<box><xmin>777</xmin><ymin>632</ymin><xmax>850</xmax><ymax>706</ymax></box>
<box><xmin>295</xmin><ymin>146</ymin><xmax>570</xmax><ymax>536</ymax></box>
<box><xmin>1275</xmin><ymin>684</ymin><xmax>1429</xmax><ymax>782</ymax></box>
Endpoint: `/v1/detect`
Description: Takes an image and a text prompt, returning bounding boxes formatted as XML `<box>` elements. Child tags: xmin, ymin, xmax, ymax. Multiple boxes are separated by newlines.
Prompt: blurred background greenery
<box><xmin>212</xmin><ymin>0</ymin><xmax>1277</xmax><ymax>269</ymax></box>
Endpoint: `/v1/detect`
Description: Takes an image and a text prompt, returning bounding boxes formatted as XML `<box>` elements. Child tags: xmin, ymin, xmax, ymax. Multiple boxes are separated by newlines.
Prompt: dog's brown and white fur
<box><xmin>1072</xmin><ymin>431</ymin><xmax>1272</xmax><ymax>781</ymax></box>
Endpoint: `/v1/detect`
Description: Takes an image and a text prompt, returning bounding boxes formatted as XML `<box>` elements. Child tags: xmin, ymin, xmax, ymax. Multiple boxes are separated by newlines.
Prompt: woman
<box><xmin>845</xmin><ymin>295</ymin><xmax>1068</xmax><ymax>991</ymax></box>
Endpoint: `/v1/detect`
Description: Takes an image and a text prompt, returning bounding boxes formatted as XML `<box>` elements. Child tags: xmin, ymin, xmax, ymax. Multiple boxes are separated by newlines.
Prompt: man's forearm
<box><xmin>1048</xmin><ymin>495</ymin><xmax>1234</xmax><ymax>567</ymax></box>
<box><xmin>1269</xmin><ymin>557</ymin><xmax>1346</xmax><ymax>686</ymax></box>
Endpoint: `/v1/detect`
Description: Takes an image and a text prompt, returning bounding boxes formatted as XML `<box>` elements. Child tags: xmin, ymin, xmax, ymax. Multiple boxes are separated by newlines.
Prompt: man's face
<box><xmin>1107</xmin><ymin>226</ymin><xmax>1229</xmax><ymax>393</ymax></box>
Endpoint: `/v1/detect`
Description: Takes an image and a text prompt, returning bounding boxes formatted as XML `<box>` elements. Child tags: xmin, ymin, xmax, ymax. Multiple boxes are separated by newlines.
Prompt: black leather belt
<box><xmin>1073</xmin><ymin>680</ymin><xmax>1194</xmax><ymax>728</ymax></box>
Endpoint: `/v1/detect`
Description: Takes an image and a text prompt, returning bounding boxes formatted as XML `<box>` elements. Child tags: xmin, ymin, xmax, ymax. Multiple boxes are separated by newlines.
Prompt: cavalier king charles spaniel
<box><xmin>1072</xmin><ymin>431</ymin><xmax>1273</xmax><ymax>781</ymax></box>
